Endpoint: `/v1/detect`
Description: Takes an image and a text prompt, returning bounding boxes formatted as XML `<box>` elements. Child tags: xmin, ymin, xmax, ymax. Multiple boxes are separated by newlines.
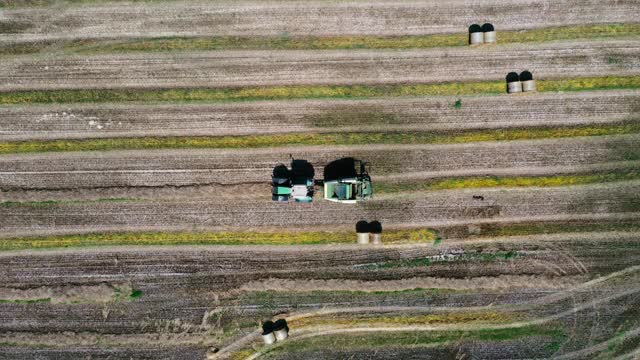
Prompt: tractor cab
<box><xmin>323</xmin><ymin>158</ymin><xmax>372</xmax><ymax>203</ymax></box>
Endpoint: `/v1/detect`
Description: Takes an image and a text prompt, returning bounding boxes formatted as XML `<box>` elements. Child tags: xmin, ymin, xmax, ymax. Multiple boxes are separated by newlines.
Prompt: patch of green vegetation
<box><xmin>0</xmin><ymin>298</ymin><xmax>51</xmax><ymax>304</ymax></box>
<box><xmin>0</xmin><ymin>228</ymin><xmax>438</xmax><ymax>251</ymax></box>
<box><xmin>375</xmin><ymin>169</ymin><xmax>640</xmax><ymax>194</ymax></box>
<box><xmin>0</xmin><ymin>19</ymin><xmax>32</xmax><ymax>33</ymax></box>
<box><xmin>453</xmin><ymin>99</ymin><xmax>462</xmax><ymax>109</ymax></box>
<box><xmin>129</xmin><ymin>289</ymin><xmax>143</xmax><ymax>299</ymax></box>
<box><xmin>1</xmin><ymin>76</ymin><xmax>638</xmax><ymax>105</ymax></box>
<box><xmin>263</xmin><ymin>325</ymin><xmax>566</xmax><ymax>357</ymax></box>
<box><xmin>3</xmin><ymin>23</ymin><xmax>637</xmax><ymax>55</ymax></box>
<box><xmin>485</xmin><ymin>219</ymin><xmax>640</xmax><ymax>238</ymax></box>
<box><xmin>1</xmin><ymin>121</ymin><xmax>638</xmax><ymax>154</ymax></box>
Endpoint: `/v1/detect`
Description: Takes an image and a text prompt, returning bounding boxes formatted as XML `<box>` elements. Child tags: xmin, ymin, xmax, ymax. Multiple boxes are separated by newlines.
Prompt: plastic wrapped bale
<box><xmin>356</xmin><ymin>220</ymin><xmax>370</xmax><ymax>244</ymax></box>
<box><xmin>482</xmin><ymin>23</ymin><xmax>496</xmax><ymax>43</ymax></box>
<box><xmin>520</xmin><ymin>71</ymin><xmax>536</xmax><ymax>92</ymax></box>
<box><xmin>369</xmin><ymin>221</ymin><xmax>383</xmax><ymax>244</ymax></box>
<box><xmin>273</xmin><ymin>319</ymin><xmax>289</xmax><ymax>341</ymax></box>
<box><xmin>468</xmin><ymin>24</ymin><xmax>483</xmax><ymax>45</ymax></box>
<box><xmin>506</xmin><ymin>72</ymin><xmax>521</xmax><ymax>93</ymax></box>
<box><xmin>262</xmin><ymin>321</ymin><xmax>276</xmax><ymax>345</ymax></box>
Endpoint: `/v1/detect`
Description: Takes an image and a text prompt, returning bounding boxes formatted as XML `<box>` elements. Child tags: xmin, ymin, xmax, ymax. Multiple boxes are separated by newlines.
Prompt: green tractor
<box><xmin>271</xmin><ymin>159</ymin><xmax>315</xmax><ymax>202</ymax></box>
<box><xmin>323</xmin><ymin>157</ymin><xmax>372</xmax><ymax>203</ymax></box>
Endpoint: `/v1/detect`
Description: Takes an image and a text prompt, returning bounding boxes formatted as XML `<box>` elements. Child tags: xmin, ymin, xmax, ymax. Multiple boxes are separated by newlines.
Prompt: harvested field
<box><xmin>1</xmin><ymin>136</ymin><xmax>637</xmax><ymax>196</ymax></box>
<box><xmin>1</xmin><ymin>0</ymin><xmax>637</xmax><ymax>41</ymax></box>
<box><xmin>1</xmin><ymin>90</ymin><xmax>638</xmax><ymax>141</ymax></box>
<box><xmin>1</xmin><ymin>0</ymin><xmax>639</xmax><ymax>359</ymax></box>
<box><xmin>0</xmin><ymin>181</ymin><xmax>639</xmax><ymax>238</ymax></box>
<box><xmin>2</xmin><ymin>40</ymin><xmax>639</xmax><ymax>91</ymax></box>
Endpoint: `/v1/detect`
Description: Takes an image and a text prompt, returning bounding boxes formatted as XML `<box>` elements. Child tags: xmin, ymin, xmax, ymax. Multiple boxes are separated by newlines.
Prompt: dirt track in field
<box><xmin>1</xmin><ymin>0</ymin><xmax>637</xmax><ymax>42</ymax></box>
<box><xmin>1</xmin><ymin>90</ymin><xmax>638</xmax><ymax>141</ymax></box>
<box><xmin>0</xmin><ymin>181</ymin><xmax>638</xmax><ymax>238</ymax></box>
<box><xmin>0</xmin><ymin>135</ymin><xmax>636</xmax><ymax>199</ymax></box>
<box><xmin>0</xmin><ymin>232</ymin><xmax>638</xmax><ymax>358</ymax></box>
<box><xmin>2</xmin><ymin>40</ymin><xmax>639</xmax><ymax>91</ymax></box>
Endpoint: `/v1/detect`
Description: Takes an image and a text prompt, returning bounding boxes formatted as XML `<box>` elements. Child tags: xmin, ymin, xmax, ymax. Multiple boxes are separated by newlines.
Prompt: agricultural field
<box><xmin>0</xmin><ymin>0</ymin><xmax>639</xmax><ymax>359</ymax></box>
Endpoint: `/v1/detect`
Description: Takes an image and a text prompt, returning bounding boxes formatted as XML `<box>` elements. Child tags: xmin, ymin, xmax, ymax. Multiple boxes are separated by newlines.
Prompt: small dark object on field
<box><xmin>262</xmin><ymin>320</ymin><xmax>275</xmax><ymax>334</ymax></box>
<box><xmin>481</xmin><ymin>23</ymin><xmax>495</xmax><ymax>32</ymax></box>
<box><xmin>519</xmin><ymin>71</ymin><xmax>533</xmax><ymax>81</ymax></box>
<box><xmin>473</xmin><ymin>195</ymin><xmax>484</xmax><ymax>201</ymax></box>
<box><xmin>369</xmin><ymin>221</ymin><xmax>383</xmax><ymax>234</ymax></box>
<box><xmin>506</xmin><ymin>72</ymin><xmax>519</xmax><ymax>83</ymax></box>
<box><xmin>356</xmin><ymin>220</ymin><xmax>370</xmax><ymax>233</ymax></box>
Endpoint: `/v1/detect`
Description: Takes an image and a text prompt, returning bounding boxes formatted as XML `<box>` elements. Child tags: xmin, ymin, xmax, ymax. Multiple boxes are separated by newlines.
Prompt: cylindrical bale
<box><xmin>356</xmin><ymin>220</ymin><xmax>370</xmax><ymax>244</ymax></box>
<box><xmin>522</xmin><ymin>80</ymin><xmax>536</xmax><ymax>92</ymax></box>
<box><xmin>468</xmin><ymin>24</ymin><xmax>483</xmax><ymax>45</ymax></box>
<box><xmin>357</xmin><ymin>232</ymin><xmax>370</xmax><ymax>244</ymax></box>
<box><xmin>519</xmin><ymin>71</ymin><xmax>535</xmax><ymax>92</ymax></box>
<box><xmin>371</xmin><ymin>233</ymin><xmax>382</xmax><ymax>245</ymax></box>
<box><xmin>483</xmin><ymin>31</ymin><xmax>496</xmax><ymax>43</ymax></box>
<box><xmin>369</xmin><ymin>221</ymin><xmax>382</xmax><ymax>244</ymax></box>
<box><xmin>469</xmin><ymin>32</ymin><xmax>483</xmax><ymax>45</ymax></box>
<box><xmin>481</xmin><ymin>23</ymin><xmax>496</xmax><ymax>43</ymax></box>
<box><xmin>507</xmin><ymin>81</ymin><xmax>522</xmax><ymax>93</ymax></box>
<box><xmin>262</xmin><ymin>332</ymin><xmax>276</xmax><ymax>345</ymax></box>
<box><xmin>274</xmin><ymin>327</ymin><xmax>288</xmax><ymax>340</ymax></box>
<box><xmin>273</xmin><ymin>319</ymin><xmax>289</xmax><ymax>341</ymax></box>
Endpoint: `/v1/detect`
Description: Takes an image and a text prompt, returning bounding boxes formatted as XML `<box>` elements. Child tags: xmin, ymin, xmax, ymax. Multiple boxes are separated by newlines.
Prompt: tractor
<box><xmin>322</xmin><ymin>157</ymin><xmax>372</xmax><ymax>203</ymax></box>
<box><xmin>271</xmin><ymin>157</ymin><xmax>372</xmax><ymax>203</ymax></box>
<box><xmin>271</xmin><ymin>158</ymin><xmax>315</xmax><ymax>202</ymax></box>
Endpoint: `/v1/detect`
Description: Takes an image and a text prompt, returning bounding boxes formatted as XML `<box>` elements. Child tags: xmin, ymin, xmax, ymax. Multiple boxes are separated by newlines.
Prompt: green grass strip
<box><xmin>1</xmin><ymin>121</ymin><xmax>639</xmax><ymax>154</ymax></box>
<box><xmin>0</xmin><ymin>298</ymin><xmax>51</xmax><ymax>304</ymax></box>
<box><xmin>3</xmin><ymin>23</ymin><xmax>638</xmax><ymax>55</ymax></box>
<box><xmin>1</xmin><ymin>75</ymin><xmax>638</xmax><ymax>105</ymax></box>
<box><xmin>0</xmin><ymin>229</ymin><xmax>438</xmax><ymax>251</ymax></box>
<box><xmin>481</xmin><ymin>220</ymin><xmax>640</xmax><ymax>238</ymax></box>
<box><xmin>375</xmin><ymin>169</ymin><xmax>640</xmax><ymax>194</ymax></box>
<box><xmin>263</xmin><ymin>325</ymin><xmax>566</xmax><ymax>356</ymax></box>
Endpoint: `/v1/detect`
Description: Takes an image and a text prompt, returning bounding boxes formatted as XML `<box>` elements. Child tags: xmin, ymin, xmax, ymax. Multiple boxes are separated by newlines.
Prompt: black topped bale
<box><xmin>369</xmin><ymin>221</ymin><xmax>383</xmax><ymax>234</ymax></box>
<box><xmin>262</xmin><ymin>321</ymin><xmax>275</xmax><ymax>334</ymax></box>
<box><xmin>468</xmin><ymin>24</ymin><xmax>482</xmax><ymax>33</ymax></box>
<box><xmin>273</xmin><ymin>319</ymin><xmax>289</xmax><ymax>331</ymax></box>
<box><xmin>506</xmin><ymin>72</ymin><xmax>519</xmax><ymax>83</ymax></box>
<box><xmin>519</xmin><ymin>71</ymin><xmax>533</xmax><ymax>81</ymax></box>
<box><xmin>481</xmin><ymin>23</ymin><xmax>494</xmax><ymax>32</ymax></box>
<box><xmin>356</xmin><ymin>220</ymin><xmax>370</xmax><ymax>233</ymax></box>
<box><xmin>324</xmin><ymin>157</ymin><xmax>357</xmax><ymax>182</ymax></box>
